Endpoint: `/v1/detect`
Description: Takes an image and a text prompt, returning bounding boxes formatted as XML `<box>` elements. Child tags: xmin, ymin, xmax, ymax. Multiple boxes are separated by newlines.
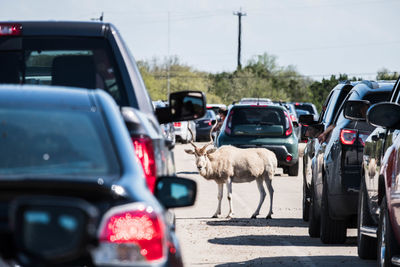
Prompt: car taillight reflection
<box><xmin>94</xmin><ymin>204</ymin><xmax>166</xmax><ymax>264</ymax></box>
<box><xmin>132</xmin><ymin>136</ymin><xmax>156</xmax><ymax>193</ymax></box>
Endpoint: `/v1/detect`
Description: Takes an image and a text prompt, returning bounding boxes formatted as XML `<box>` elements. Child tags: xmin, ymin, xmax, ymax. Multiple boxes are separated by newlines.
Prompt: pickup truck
<box><xmin>0</xmin><ymin>21</ymin><xmax>205</xmax><ymax>193</ymax></box>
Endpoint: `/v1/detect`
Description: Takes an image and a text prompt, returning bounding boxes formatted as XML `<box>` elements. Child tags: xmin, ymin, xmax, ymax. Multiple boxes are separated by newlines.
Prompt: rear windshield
<box><xmin>293</xmin><ymin>104</ymin><xmax>316</xmax><ymax>114</ymax></box>
<box><xmin>227</xmin><ymin>107</ymin><xmax>288</xmax><ymax>136</ymax></box>
<box><xmin>0</xmin><ymin>107</ymin><xmax>120</xmax><ymax>178</ymax></box>
<box><xmin>0</xmin><ymin>37</ymin><xmax>127</xmax><ymax>105</ymax></box>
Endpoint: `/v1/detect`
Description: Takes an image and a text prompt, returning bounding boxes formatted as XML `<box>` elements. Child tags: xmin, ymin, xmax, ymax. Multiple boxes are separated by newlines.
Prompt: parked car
<box><xmin>174</xmin><ymin>121</ymin><xmax>196</xmax><ymax>144</ymax></box>
<box><xmin>195</xmin><ymin>109</ymin><xmax>217</xmax><ymax>141</ymax></box>
<box><xmin>0</xmin><ymin>85</ymin><xmax>197</xmax><ymax>266</ymax></box>
<box><xmin>304</xmin><ymin>80</ymin><xmax>394</xmax><ymax>244</ymax></box>
<box><xmin>349</xmin><ymin>77</ymin><xmax>400</xmax><ymax>263</ymax></box>
<box><xmin>363</xmin><ymin>100</ymin><xmax>400</xmax><ymax>266</ymax></box>
<box><xmin>301</xmin><ymin>81</ymin><xmax>355</xmax><ymax>223</ymax></box>
<box><xmin>216</xmin><ymin>103</ymin><xmax>299</xmax><ymax>176</ymax></box>
<box><xmin>0</xmin><ymin>21</ymin><xmax>205</xmax><ymax>193</ymax></box>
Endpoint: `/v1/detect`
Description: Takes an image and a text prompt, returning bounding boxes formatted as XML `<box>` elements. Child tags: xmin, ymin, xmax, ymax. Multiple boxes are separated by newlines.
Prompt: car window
<box><xmin>0</xmin><ymin>107</ymin><xmax>120</xmax><ymax>177</ymax></box>
<box><xmin>0</xmin><ymin>37</ymin><xmax>127</xmax><ymax>106</ymax></box>
<box><xmin>228</xmin><ymin>107</ymin><xmax>286</xmax><ymax>136</ymax></box>
<box><xmin>322</xmin><ymin>89</ymin><xmax>340</xmax><ymax>125</ymax></box>
<box><xmin>293</xmin><ymin>104</ymin><xmax>316</xmax><ymax>115</ymax></box>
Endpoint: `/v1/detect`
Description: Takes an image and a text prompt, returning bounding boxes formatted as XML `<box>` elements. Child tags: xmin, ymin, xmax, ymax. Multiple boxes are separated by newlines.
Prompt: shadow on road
<box><xmin>176</xmin><ymin>171</ymin><xmax>199</xmax><ymax>175</ymax></box>
<box><xmin>214</xmin><ymin>255</ymin><xmax>374</xmax><ymax>267</ymax></box>
<box><xmin>208</xmin><ymin>234</ymin><xmax>357</xmax><ymax>247</ymax></box>
<box><xmin>206</xmin><ymin>217</ymin><xmax>307</xmax><ymax>228</ymax></box>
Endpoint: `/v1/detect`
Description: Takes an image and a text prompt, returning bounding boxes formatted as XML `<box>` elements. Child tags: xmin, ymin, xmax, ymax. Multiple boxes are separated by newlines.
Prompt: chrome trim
<box><xmin>360</xmin><ymin>225</ymin><xmax>377</xmax><ymax>238</ymax></box>
<box><xmin>392</xmin><ymin>256</ymin><xmax>400</xmax><ymax>266</ymax></box>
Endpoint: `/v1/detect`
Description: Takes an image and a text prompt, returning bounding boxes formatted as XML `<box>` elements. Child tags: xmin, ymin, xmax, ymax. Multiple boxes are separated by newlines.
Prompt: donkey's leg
<box><xmin>265</xmin><ymin>176</ymin><xmax>274</xmax><ymax>219</ymax></box>
<box><xmin>212</xmin><ymin>183</ymin><xmax>224</xmax><ymax>218</ymax></box>
<box><xmin>226</xmin><ymin>178</ymin><xmax>233</xmax><ymax>218</ymax></box>
<box><xmin>251</xmin><ymin>178</ymin><xmax>266</xmax><ymax>219</ymax></box>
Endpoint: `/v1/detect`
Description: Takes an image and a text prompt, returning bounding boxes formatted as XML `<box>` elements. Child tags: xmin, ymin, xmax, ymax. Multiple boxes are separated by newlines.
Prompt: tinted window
<box><xmin>227</xmin><ymin>107</ymin><xmax>287</xmax><ymax>136</ymax></box>
<box><xmin>0</xmin><ymin>107</ymin><xmax>120</xmax><ymax>177</ymax></box>
<box><xmin>293</xmin><ymin>104</ymin><xmax>316</xmax><ymax>114</ymax></box>
<box><xmin>0</xmin><ymin>37</ymin><xmax>126</xmax><ymax>106</ymax></box>
<box><xmin>322</xmin><ymin>90</ymin><xmax>340</xmax><ymax>125</ymax></box>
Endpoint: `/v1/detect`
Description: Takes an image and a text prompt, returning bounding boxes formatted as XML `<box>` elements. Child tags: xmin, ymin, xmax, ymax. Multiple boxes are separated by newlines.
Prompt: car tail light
<box><xmin>284</xmin><ymin>112</ymin><xmax>293</xmax><ymax>136</ymax></box>
<box><xmin>225</xmin><ymin>110</ymin><xmax>234</xmax><ymax>135</ymax></box>
<box><xmin>340</xmin><ymin>129</ymin><xmax>357</xmax><ymax>145</ymax></box>
<box><xmin>132</xmin><ymin>136</ymin><xmax>157</xmax><ymax>193</ymax></box>
<box><xmin>0</xmin><ymin>24</ymin><xmax>22</xmax><ymax>36</ymax></box>
<box><xmin>173</xmin><ymin>122</ymin><xmax>181</xmax><ymax>127</ymax></box>
<box><xmin>286</xmin><ymin>154</ymin><xmax>293</xmax><ymax>162</ymax></box>
<box><xmin>358</xmin><ymin>132</ymin><xmax>370</xmax><ymax>146</ymax></box>
<box><xmin>290</xmin><ymin>114</ymin><xmax>297</xmax><ymax>123</ymax></box>
<box><xmin>93</xmin><ymin>203</ymin><xmax>166</xmax><ymax>265</ymax></box>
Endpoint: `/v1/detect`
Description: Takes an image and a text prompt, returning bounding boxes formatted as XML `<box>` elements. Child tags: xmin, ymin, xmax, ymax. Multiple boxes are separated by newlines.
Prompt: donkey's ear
<box><xmin>206</xmin><ymin>147</ymin><xmax>217</xmax><ymax>155</ymax></box>
<box><xmin>184</xmin><ymin>149</ymin><xmax>195</xmax><ymax>155</ymax></box>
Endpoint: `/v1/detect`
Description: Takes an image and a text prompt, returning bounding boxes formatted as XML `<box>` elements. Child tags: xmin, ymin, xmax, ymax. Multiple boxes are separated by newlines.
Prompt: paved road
<box><xmin>173</xmin><ymin>142</ymin><xmax>375</xmax><ymax>267</ymax></box>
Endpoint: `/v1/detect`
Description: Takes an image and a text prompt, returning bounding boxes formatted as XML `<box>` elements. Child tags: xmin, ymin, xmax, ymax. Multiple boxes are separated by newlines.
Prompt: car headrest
<box><xmin>52</xmin><ymin>55</ymin><xmax>96</xmax><ymax>89</ymax></box>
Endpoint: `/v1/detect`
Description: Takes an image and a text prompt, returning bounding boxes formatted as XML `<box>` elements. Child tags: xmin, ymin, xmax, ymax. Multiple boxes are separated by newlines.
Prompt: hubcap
<box><xmin>380</xmin><ymin>213</ymin><xmax>387</xmax><ymax>266</ymax></box>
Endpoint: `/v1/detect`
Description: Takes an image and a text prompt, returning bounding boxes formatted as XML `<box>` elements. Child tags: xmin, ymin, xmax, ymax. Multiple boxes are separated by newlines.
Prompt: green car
<box><xmin>216</xmin><ymin>103</ymin><xmax>299</xmax><ymax>176</ymax></box>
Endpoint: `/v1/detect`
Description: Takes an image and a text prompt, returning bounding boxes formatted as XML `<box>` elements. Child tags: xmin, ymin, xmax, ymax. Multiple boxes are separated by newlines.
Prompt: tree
<box><xmin>376</xmin><ymin>68</ymin><xmax>399</xmax><ymax>81</ymax></box>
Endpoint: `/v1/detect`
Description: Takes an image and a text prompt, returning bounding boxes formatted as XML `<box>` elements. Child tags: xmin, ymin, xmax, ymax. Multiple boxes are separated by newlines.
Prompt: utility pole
<box><xmin>167</xmin><ymin>11</ymin><xmax>171</xmax><ymax>97</ymax></box>
<box><xmin>99</xmin><ymin>12</ymin><xmax>104</xmax><ymax>22</ymax></box>
<box><xmin>233</xmin><ymin>8</ymin><xmax>246</xmax><ymax>70</ymax></box>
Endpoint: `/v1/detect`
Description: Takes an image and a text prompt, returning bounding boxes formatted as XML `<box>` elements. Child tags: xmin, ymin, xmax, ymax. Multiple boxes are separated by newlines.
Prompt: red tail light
<box><xmin>286</xmin><ymin>155</ymin><xmax>293</xmax><ymax>162</ymax></box>
<box><xmin>132</xmin><ymin>136</ymin><xmax>156</xmax><ymax>193</ymax></box>
<box><xmin>340</xmin><ymin>129</ymin><xmax>357</xmax><ymax>145</ymax></box>
<box><xmin>173</xmin><ymin>122</ymin><xmax>181</xmax><ymax>127</ymax></box>
<box><xmin>0</xmin><ymin>24</ymin><xmax>22</xmax><ymax>36</ymax></box>
<box><xmin>284</xmin><ymin>112</ymin><xmax>293</xmax><ymax>136</ymax></box>
<box><xmin>207</xmin><ymin>120</ymin><xmax>212</xmax><ymax>126</ymax></box>
<box><xmin>290</xmin><ymin>114</ymin><xmax>297</xmax><ymax>123</ymax></box>
<box><xmin>94</xmin><ymin>204</ymin><xmax>166</xmax><ymax>264</ymax></box>
<box><xmin>225</xmin><ymin>110</ymin><xmax>234</xmax><ymax>135</ymax></box>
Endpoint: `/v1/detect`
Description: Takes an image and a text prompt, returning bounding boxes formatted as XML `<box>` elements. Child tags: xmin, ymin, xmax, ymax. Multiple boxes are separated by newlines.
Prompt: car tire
<box><xmin>320</xmin><ymin>181</ymin><xmax>347</xmax><ymax>244</ymax></box>
<box><xmin>378</xmin><ymin>196</ymin><xmax>400</xmax><ymax>267</ymax></box>
<box><xmin>357</xmin><ymin>179</ymin><xmax>377</xmax><ymax>259</ymax></box>
<box><xmin>308</xmin><ymin>182</ymin><xmax>320</xmax><ymax>237</ymax></box>
<box><xmin>303</xmin><ymin>180</ymin><xmax>310</xmax><ymax>222</ymax></box>
<box><xmin>288</xmin><ymin>161</ymin><xmax>299</xmax><ymax>176</ymax></box>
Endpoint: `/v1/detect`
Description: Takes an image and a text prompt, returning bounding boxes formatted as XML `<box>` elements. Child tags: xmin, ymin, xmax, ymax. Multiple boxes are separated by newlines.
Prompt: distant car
<box><xmin>0</xmin><ymin>85</ymin><xmax>197</xmax><ymax>266</ymax></box>
<box><xmin>305</xmin><ymin>80</ymin><xmax>393</xmax><ymax>244</ymax></box>
<box><xmin>217</xmin><ymin>103</ymin><xmax>299</xmax><ymax>176</ymax></box>
<box><xmin>292</xmin><ymin>102</ymin><xmax>318</xmax><ymax>121</ymax></box>
<box><xmin>195</xmin><ymin>109</ymin><xmax>217</xmax><ymax>141</ymax></box>
<box><xmin>207</xmin><ymin>104</ymin><xmax>227</xmax><ymax>120</ymax></box>
<box><xmin>174</xmin><ymin>120</ymin><xmax>196</xmax><ymax>144</ymax></box>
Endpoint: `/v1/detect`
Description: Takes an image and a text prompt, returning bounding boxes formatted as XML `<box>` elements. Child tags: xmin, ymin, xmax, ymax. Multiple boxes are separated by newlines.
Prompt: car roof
<box><xmin>0</xmin><ymin>21</ymin><xmax>109</xmax><ymax>37</ymax></box>
<box><xmin>0</xmin><ymin>84</ymin><xmax>94</xmax><ymax>109</ymax></box>
<box><xmin>350</xmin><ymin>80</ymin><xmax>396</xmax><ymax>95</ymax></box>
<box><xmin>231</xmin><ymin>103</ymin><xmax>285</xmax><ymax>110</ymax></box>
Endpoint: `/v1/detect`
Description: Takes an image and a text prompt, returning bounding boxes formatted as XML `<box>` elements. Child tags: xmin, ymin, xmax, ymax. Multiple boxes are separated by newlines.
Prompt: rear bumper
<box><xmin>234</xmin><ymin>144</ymin><xmax>298</xmax><ymax>167</ymax></box>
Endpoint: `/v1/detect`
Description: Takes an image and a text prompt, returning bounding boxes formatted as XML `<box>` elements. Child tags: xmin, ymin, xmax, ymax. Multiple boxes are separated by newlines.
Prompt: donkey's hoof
<box><xmin>266</xmin><ymin>214</ymin><xmax>272</xmax><ymax>219</ymax></box>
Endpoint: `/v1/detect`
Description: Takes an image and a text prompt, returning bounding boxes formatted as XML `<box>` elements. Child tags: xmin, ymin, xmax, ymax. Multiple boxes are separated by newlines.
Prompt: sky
<box><xmin>2</xmin><ymin>0</ymin><xmax>400</xmax><ymax>80</ymax></box>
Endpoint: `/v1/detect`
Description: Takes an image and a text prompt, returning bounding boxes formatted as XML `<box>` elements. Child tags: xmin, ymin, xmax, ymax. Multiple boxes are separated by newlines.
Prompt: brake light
<box><xmin>286</xmin><ymin>154</ymin><xmax>293</xmax><ymax>162</ymax></box>
<box><xmin>173</xmin><ymin>122</ymin><xmax>181</xmax><ymax>127</ymax></box>
<box><xmin>340</xmin><ymin>129</ymin><xmax>357</xmax><ymax>145</ymax></box>
<box><xmin>284</xmin><ymin>112</ymin><xmax>293</xmax><ymax>136</ymax></box>
<box><xmin>290</xmin><ymin>114</ymin><xmax>297</xmax><ymax>123</ymax></box>
<box><xmin>132</xmin><ymin>136</ymin><xmax>156</xmax><ymax>193</ymax></box>
<box><xmin>94</xmin><ymin>204</ymin><xmax>165</xmax><ymax>264</ymax></box>
<box><xmin>205</xmin><ymin>120</ymin><xmax>212</xmax><ymax>126</ymax></box>
<box><xmin>0</xmin><ymin>24</ymin><xmax>22</xmax><ymax>36</ymax></box>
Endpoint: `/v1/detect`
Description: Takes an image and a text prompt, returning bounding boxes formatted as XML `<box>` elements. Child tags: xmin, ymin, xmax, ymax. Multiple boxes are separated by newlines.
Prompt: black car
<box><xmin>301</xmin><ymin>81</ymin><xmax>355</xmax><ymax>223</ymax></box>
<box><xmin>0</xmin><ymin>21</ymin><xmax>205</xmax><ymax>194</ymax></box>
<box><xmin>305</xmin><ymin>80</ymin><xmax>394</xmax><ymax>244</ymax></box>
<box><xmin>195</xmin><ymin>109</ymin><xmax>217</xmax><ymax>141</ymax></box>
<box><xmin>0</xmin><ymin>85</ymin><xmax>198</xmax><ymax>266</ymax></box>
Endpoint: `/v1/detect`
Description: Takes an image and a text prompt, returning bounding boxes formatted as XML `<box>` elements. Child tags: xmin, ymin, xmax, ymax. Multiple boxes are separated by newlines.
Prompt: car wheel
<box><xmin>357</xmin><ymin>179</ymin><xmax>377</xmax><ymax>259</ymax></box>
<box><xmin>302</xmin><ymin>180</ymin><xmax>310</xmax><ymax>222</ymax></box>
<box><xmin>320</xmin><ymin>181</ymin><xmax>347</xmax><ymax>244</ymax></box>
<box><xmin>288</xmin><ymin>161</ymin><xmax>299</xmax><ymax>176</ymax></box>
<box><xmin>378</xmin><ymin>196</ymin><xmax>400</xmax><ymax>267</ymax></box>
<box><xmin>308</xmin><ymin>182</ymin><xmax>320</xmax><ymax>237</ymax></box>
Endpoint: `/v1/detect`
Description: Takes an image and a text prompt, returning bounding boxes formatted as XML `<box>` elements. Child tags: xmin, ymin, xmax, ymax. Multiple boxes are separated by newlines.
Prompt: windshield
<box><xmin>0</xmin><ymin>37</ymin><xmax>127</xmax><ymax>106</ymax></box>
<box><xmin>0</xmin><ymin>107</ymin><xmax>120</xmax><ymax>177</ymax></box>
<box><xmin>227</xmin><ymin>107</ymin><xmax>286</xmax><ymax>136</ymax></box>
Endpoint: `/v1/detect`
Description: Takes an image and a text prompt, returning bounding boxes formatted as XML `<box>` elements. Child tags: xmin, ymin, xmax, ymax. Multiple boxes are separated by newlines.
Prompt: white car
<box><xmin>174</xmin><ymin>120</ymin><xmax>196</xmax><ymax>143</ymax></box>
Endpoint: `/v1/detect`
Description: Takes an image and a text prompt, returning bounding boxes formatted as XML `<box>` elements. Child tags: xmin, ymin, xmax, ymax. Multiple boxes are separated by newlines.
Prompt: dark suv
<box><xmin>301</xmin><ymin>81</ymin><xmax>355</xmax><ymax>223</ymax></box>
<box><xmin>305</xmin><ymin>81</ymin><xmax>394</xmax><ymax>244</ymax></box>
<box><xmin>0</xmin><ymin>21</ymin><xmax>205</xmax><ymax>193</ymax></box>
<box><xmin>217</xmin><ymin>103</ymin><xmax>299</xmax><ymax>176</ymax></box>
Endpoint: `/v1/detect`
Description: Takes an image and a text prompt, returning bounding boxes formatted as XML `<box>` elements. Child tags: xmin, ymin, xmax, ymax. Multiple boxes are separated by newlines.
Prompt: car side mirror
<box><xmin>155</xmin><ymin>176</ymin><xmax>197</xmax><ymax>209</ymax></box>
<box><xmin>344</xmin><ymin>100</ymin><xmax>370</xmax><ymax>121</ymax></box>
<box><xmin>156</xmin><ymin>91</ymin><xmax>206</xmax><ymax>124</ymax></box>
<box><xmin>298</xmin><ymin>114</ymin><xmax>316</xmax><ymax>125</ymax></box>
<box><xmin>367</xmin><ymin>102</ymin><xmax>400</xmax><ymax>129</ymax></box>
